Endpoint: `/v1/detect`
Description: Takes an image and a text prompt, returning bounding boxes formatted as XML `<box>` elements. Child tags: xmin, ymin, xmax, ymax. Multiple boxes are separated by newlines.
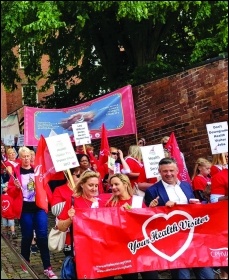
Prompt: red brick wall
<box><xmin>92</xmin><ymin>58</ymin><xmax>228</xmax><ymax>176</ymax></box>
<box><xmin>1</xmin><ymin>57</ymin><xmax>228</xmax><ymax>176</ymax></box>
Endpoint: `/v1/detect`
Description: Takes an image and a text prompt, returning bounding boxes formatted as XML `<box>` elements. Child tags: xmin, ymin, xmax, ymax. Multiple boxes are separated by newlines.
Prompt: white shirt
<box><xmin>162</xmin><ymin>180</ymin><xmax>188</xmax><ymax>204</ymax></box>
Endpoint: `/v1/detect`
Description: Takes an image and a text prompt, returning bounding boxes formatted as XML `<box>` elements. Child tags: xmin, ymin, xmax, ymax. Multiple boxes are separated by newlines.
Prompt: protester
<box><xmin>160</xmin><ymin>136</ymin><xmax>171</xmax><ymax>157</ymax></box>
<box><xmin>76</xmin><ymin>153</ymin><xmax>105</xmax><ymax>194</ymax></box>
<box><xmin>125</xmin><ymin>145</ymin><xmax>154</xmax><ymax>192</ymax></box>
<box><xmin>99</xmin><ymin>146</ymin><xmax>130</xmax><ymax>189</ymax></box>
<box><xmin>1</xmin><ymin>180</ymin><xmax>17</xmax><ymax>239</ymax></box>
<box><xmin>161</xmin><ymin>135</ymin><xmax>188</xmax><ymax>169</ymax></box>
<box><xmin>7</xmin><ymin>146</ymin><xmax>58</xmax><ymax>279</ymax></box>
<box><xmin>51</xmin><ymin>166</ymin><xmax>81</xmax><ymax>256</ymax></box>
<box><xmin>191</xmin><ymin>157</ymin><xmax>212</xmax><ymax>203</ymax></box>
<box><xmin>57</xmin><ymin>170</ymin><xmax>111</xmax><ymax>278</ymax></box>
<box><xmin>144</xmin><ymin>157</ymin><xmax>215</xmax><ymax>279</ymax></box>
<box><xmin>210</xmin><ymin>168</ymin><xmax>228</xmax><ymax>203</ymax></box>
<box><xmin>137</xmin><ymin>138</ymin><xmax>146</xmax><ymax>147</ymax></box>
<box><xmin>1</xmin><ymin>144</ymin><xmax>9</xmax><ymax>183</ymax></box>
<box><xmin>105</xmin><ymin>173</ymin><xmax>159</xmax><ymax>279</ymax></box>
<box><xmin>30</xmin><ymin>149</ymin><xmax>36</xmax><ymax>165</ymax></box>
<box><xmin>209</xmin><ymin>168</ymin><xmax>228</xmax><ymax>279</ymax></box>
<box><xmin>4</xmin><ymin>147</ymin><xmax>21</xmax><ymax>176</ymax></box>
<box><xmin>210</xmin><ymin>152</ymin><xmax>228</xmax><ymax>176</ymax></box>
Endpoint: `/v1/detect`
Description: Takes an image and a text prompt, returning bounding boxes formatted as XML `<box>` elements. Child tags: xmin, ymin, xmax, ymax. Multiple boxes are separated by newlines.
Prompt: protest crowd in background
<box><xmin>1</xmin><ymin>122</ymin><xmax>228</xmax><ymax>279</ymax></box>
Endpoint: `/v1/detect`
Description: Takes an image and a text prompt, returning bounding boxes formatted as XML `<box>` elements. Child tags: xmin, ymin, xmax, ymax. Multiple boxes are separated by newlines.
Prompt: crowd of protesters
<box><xmin>1</xmin><ymin>136</ymin><xmax>228</xmax><ymax>279</ymax></box>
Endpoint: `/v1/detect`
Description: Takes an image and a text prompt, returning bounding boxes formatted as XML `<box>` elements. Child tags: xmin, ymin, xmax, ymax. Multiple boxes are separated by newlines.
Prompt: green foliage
<box><xmin>1</xmin><ymin>1</ymin><xmax>228</xmax><ymax>107</ymax></box>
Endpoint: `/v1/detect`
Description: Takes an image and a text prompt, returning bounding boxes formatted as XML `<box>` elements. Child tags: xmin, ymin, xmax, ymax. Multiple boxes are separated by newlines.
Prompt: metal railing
<box><xmin>1</xmin><ymin>233</ymin><xmax>40</xmax><ymax>279</ymax></box>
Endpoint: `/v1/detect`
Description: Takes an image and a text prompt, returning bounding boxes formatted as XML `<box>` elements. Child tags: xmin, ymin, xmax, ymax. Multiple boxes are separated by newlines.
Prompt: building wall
<box><xmin>1</xmin><ymin>56</ymin><xmax>228</xmax><ymax>176</ymax></box>
<box><xmin>93</xmin><ymin>58</ymin><xmax>228</xmax><ymax>176</ymax></box>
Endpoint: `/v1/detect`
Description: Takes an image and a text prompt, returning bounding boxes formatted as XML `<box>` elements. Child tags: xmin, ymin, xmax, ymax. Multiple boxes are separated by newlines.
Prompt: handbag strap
<box><xmin>70</xmin><ymin>196</ymin><xmax>74</xmax><ymax>256</ymax></box>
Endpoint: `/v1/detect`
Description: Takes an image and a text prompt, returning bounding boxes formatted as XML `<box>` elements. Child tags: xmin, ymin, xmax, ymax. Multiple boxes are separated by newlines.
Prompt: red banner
<box><xmin>73</xmin><ymin>201</ymin><xmax>228</xmax><ymax>279</ymax></box>
<box><xmin>24</xmin><ymin>85</ymin><xmax>137</xmax><ymax>146</ymax></box>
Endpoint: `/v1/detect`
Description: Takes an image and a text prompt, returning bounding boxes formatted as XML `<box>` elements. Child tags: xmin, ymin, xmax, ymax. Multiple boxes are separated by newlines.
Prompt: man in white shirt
<box><xmin>144</xmin><ymin>157</ymin><xmax>214</xmax><ymax>279</ymax></box>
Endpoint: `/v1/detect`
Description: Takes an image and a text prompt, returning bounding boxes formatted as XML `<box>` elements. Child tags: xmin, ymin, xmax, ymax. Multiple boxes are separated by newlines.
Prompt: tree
<box><xmin>1</xmin><ymin>1</ymin><xmax>228</xmax><ymax>108</ymax></box>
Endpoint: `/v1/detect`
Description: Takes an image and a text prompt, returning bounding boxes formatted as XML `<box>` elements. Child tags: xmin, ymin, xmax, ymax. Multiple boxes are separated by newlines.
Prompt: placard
<box><xmin>140</xmin><ymin>144</ymin><xmax>165</xmax><ymax>178</ymax></box>
<box><xmin>3</xmin><ymin>134</ymin><xmax>15</xmax><ymax>146</ymax></box>
<box><xmin>206</xmin><ymin>121</ymin><xmax>228</xmax><ymax>154</ymax></box>
<box><xmin>45</xmin><ymin>133</ymin><xmax>79</xmax><ymax>172</ymax></box>
<box><xmin>16</xmin><ymin>134</ymin><xmax>24</xmax><ymax>146</ymax></box>
<box><xmin>72</xmin><ymin>122</ymin><xmax>91</xmax><ymax>146</ymax></box>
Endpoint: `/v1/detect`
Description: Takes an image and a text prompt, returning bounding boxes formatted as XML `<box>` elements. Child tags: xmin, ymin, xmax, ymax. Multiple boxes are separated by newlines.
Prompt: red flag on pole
<box><xmin>165</xmin><ymin>132</ymin><xmax>192</xmax><ymax>184</ymax></box>
<box><xmin>98</xmin><ymin>124</ymin><xmax>110</xmax><ymax>166</ymax></box>
<box><xmin>34</xmin><ymin>135</ymin><xmax>55</xmax><ymax>213</ymax></box>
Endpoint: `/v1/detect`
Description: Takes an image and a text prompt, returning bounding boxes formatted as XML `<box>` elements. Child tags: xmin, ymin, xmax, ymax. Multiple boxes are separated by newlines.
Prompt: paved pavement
<box><xmin>1</xmin><ymin>268</ymin><xmax>8</xmax><ymax>279</ymax></box>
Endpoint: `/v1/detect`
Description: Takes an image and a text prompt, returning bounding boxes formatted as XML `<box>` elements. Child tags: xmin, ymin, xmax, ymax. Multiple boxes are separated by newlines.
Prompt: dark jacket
<box><xmin>144</xmin><ymin>180</ymin><xmax>195</xmax><ymax>207</ymax></box>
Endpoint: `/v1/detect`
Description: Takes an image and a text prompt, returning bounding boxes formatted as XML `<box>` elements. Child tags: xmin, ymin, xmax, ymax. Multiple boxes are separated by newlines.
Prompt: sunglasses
<box><xmin>111</xmin><ymin>152</ymin><xmax>118</xmax><ymax>155</ymax></box>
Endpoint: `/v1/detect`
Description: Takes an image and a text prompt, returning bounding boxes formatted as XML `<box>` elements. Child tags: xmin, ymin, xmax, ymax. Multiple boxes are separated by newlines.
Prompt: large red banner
<box><xmin>73</xmin><ymin>201</ymin><xmax>228</xmax><ymax>279</ymax></box>
<box><xmin>24</xmin><ymin>85</ymin><xmax>137</xmax><ymax>146</ymax></box>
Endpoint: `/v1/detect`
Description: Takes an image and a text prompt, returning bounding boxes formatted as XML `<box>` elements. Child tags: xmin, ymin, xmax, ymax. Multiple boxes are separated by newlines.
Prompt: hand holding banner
<box><xmin>73</xmin><ymin>202</ymin><xmax>228</xmax><ymax>279</ymax></box>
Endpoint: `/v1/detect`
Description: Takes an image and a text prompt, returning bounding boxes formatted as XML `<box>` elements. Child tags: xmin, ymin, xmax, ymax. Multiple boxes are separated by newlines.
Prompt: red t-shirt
<box><xmin>105</xmin><ymin>196</ymin><xmax>146</xmax><ymax>208</ymax></box>
<box><xmin>58</xmin><ymin>194</ymin><xmax>111</xmax><ymax>247</ymax></box>
<box><xmin>125</xmin><ymin>157</ymin><xmax>143</xmax><ymax>187</ymax></box>
<box><xmin>211</xmin><ymin>169</ymin><xmax>228</xmax><ymax>196</ymax></box>
<box><xmin>210</xmin><ymin>165</ymin><xmax>223</xmax><ymax>177</ymax></box>
<box><xmin>192</xmin><ymin>175</ymin><xmax>211</xmax><ymax>191</ymax></box>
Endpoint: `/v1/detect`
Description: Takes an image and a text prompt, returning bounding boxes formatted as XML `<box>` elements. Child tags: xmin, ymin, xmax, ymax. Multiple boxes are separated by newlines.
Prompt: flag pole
<box><xmin>1</xmin><ymin>160</ymin><xmax>17</xmax><ymax>180</ymax></box>
<box><xmin>65</xmin><ymin>169</ymin><xmax>75</xmax><ymax>189</ymax></box>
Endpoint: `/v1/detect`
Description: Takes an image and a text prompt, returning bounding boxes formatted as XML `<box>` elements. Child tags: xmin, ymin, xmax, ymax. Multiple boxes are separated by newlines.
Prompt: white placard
<box><xmin>72</xmin><ymin>122</ymin><xmax>91</xmax><ymax>146</ymax></box>
<box><xmin>140</xmin><ymin>144</ymin><xmax>165</xmax><ymax>178</ymax></box>
<box><xmin>108</xmin><ymin>156</ymin><xmax>115</xmax><ymax>170</ymax></box>
<box><xmin>46</xmin><ymin>133</ymin><xmax>79</xmax><ymax>172</ymax></box>
<box><xmin>3</xmin><ymin>134</ymin><xmax>15</xmax><ymax>146</ymax></box>
<box><xmin>131</xmin><ymin>195</ymin><xmax>144</xmax><ymax>208</ymax></box>
<box><xmin>206</xmin><ymin>121</ymin><xmax>228</xmax><ymax>154</ymax></box>
<box><xmin>17</xmin><ymin>134</ymin><xmax>24</xmax><ymax>146</ymax></box>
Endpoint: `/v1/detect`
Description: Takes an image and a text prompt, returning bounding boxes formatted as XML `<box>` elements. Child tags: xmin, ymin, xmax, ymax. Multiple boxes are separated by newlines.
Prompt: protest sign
<box><xmin>206</xmin><ymin>121</ymin><xmax>228</xmax><ymax>154</ymax></box>
<box><xmin>16</xmin><ymin>134</ymin><xmax>24</xmax><ymax>146</ymax></box>
<box><xmin>73</xmin><ymin>202</ymin><xmax>228</xmax><ymax>279</ymax></box>
<box><xmin>3</xmin><ymin>134</ymin><xmax>15</xmax><ymax>146</ymax></box>
<box><xmin>45</xmin><ymin>133</ymin><xmax>79</xmax><ymax>172</ymax></box>
<box><xmin>140</xmin><ymin>144</ymin><xmax>165</xmax><ymax>178</ymax></box>
<box><xmin>72</xmin><ymin>122</ymin><xmax>91</xmax><ymax>146</ymax></box>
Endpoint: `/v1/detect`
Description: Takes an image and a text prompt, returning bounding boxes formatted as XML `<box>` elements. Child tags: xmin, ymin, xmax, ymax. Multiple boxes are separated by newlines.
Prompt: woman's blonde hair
<box><xmin>211</xmin><ymin>153</ymin><xmax>228</xmax><ymax>166</ymax></box>
<box><xmin>6</xmin><ymin>148</ymin><xmax>16</xmax><ymax>155</ymax></box>
<box><xmin>105</xmin><ymin>173</ymin><xmax>133</xmax><ymax>206</ymax></box>
<box><xmin>192</xmin><ymin>157</ymin><xmax>212</xmax><ymax>180</ymax></box>
<box><xmin>127</xmin><ymin>145</ymin><xmax>142</xmax><ymax>162</ymax></box>
<box><xmin>73</xmin><ymin>170</ymin><xmax>100</xmax><ymax>197</ymax></box>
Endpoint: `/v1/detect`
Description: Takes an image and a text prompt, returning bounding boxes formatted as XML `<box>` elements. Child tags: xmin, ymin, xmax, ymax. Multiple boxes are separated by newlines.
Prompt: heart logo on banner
<box><xmin>142</xmin><ymin>210</ymin><xmax>194</xmax><ymax>262</ymax></box>
<box><xmin>2</xmin><ymin>200</ymin><xmax>10</xmax><ymax>211</ymax></box>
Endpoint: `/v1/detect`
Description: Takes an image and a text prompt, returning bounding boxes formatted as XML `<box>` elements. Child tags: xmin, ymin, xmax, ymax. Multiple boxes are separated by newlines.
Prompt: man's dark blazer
<box><xmin>144</xmin><ymin>180</ymin><xmax>195</xmax><ymax>207</ymax></box>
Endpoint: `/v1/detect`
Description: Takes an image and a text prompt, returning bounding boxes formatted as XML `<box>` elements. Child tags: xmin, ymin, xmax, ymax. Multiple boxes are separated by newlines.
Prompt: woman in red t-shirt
<box><xmin>192</xmin><ymin>158</ymin><xmax>212</xmax><ymax>203</ymax></box>
<box><xmin>57</xmin><ymin>170</ymin><xmax>111</xmax><ymax>252</ymax></box>
<box><xmin>105</xmin><ymin>173</ymin><xmax>159</xmax><ymax>280</ymax></box>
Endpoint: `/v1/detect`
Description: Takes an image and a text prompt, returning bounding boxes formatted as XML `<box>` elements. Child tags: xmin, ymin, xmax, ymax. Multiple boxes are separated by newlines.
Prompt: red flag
<box><xmin>165</xmin><ymin>132</ymin><xmax>192</xmax><ymax>184</ymax></box>
<box><xmin>98</xmin><ymin>124</ymin><xmax>110</xmax><ymax>167</ymax></box>
<box><xmin>34</xmin><ymin>135</ymin><xmax>55</xmax><ymax>212</ymax></box>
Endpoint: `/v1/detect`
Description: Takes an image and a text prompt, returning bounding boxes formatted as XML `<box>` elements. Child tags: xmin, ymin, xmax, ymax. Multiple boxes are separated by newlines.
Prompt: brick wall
<box><xmin>1</xmin><ymin>57</ymin><xmax>228</xmax><ymax>176</ymax></box>
<box><xmin>92</xmin><ymin>58</ymin><xmax>228</xmax><ymax>176</ymax></box>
